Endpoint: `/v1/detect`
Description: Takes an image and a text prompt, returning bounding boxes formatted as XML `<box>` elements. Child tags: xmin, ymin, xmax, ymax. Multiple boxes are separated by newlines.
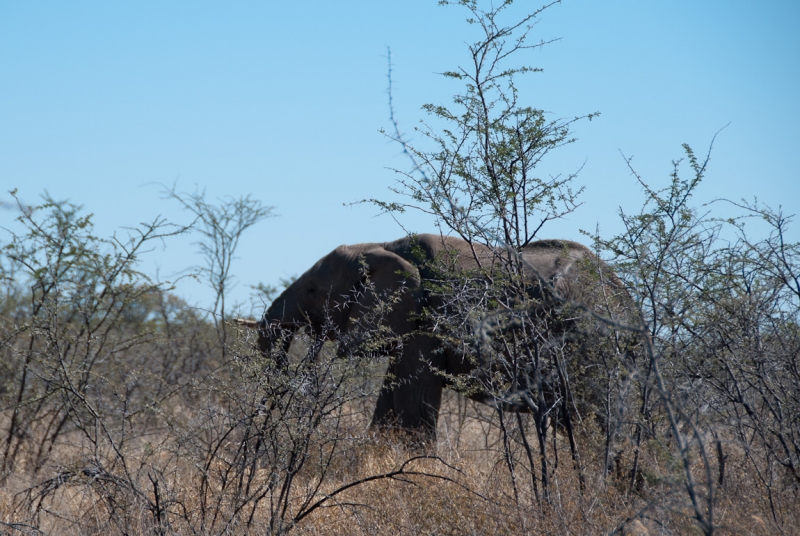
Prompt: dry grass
<box><xmin>2</xmin><ymin>392</ymin><xmax>796</xmax><ymax>536</ymax></box>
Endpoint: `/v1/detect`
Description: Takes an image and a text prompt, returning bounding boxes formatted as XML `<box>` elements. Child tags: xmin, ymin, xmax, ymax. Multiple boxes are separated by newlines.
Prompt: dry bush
<box><xmin>2</xmin><ymin>391</ymin><xmax>796</xmax><ymax>535</ymax></box>
<box><xmin>0</xmin><ymin>199</ymin><xmax>796</xmax><ymax>535</ymax></box>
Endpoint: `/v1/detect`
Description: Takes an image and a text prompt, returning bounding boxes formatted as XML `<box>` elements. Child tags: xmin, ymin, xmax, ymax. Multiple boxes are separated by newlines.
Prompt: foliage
<box><xmin>598</xmin><ymin>143</ymin><xmax>800</xmax><ymax>533</ymax></box>
<box><xmin>374</xmin><ymin>0</ymin><xmax>594</xmax><ymax>248</ymax></box>
<box><xmin>371</xmin><ymin>0</ymin><xmax>637</xmax><ymax>509</ymax></box>
<box><xmin>370</xmin><ymin>2</ymin><xmax>800</xmax><ymax>533</ymax></box>
<box><xmin>0</xmin><ymin>192</ymin><xmax>199</xmax><ymax>482</ymax></box>
<box><xmin>0</xmin><ymin>193</ymin><xmax>469</xmax><ymax>534</ymax></box>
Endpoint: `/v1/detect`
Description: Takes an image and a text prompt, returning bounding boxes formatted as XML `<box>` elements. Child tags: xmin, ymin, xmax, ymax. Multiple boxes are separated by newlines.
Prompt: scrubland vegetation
<box><xmin>3</xmin><ymin>2</ymin><xmax>798</xmax><ymax>534</ymax></box>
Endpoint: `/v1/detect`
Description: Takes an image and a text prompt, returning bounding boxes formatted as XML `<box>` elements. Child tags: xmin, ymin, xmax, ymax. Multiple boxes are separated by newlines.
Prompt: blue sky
<box><xmin>2</xmin><ymin>1</ymin><xmax>798</xmax><ymax>314</ymax></box>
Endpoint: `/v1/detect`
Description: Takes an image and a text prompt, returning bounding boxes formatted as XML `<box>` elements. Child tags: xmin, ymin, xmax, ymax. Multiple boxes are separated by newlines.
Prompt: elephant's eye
<box><xmin>307</xmin><ymin>287</ymin><xmax>316</xmax><ymax>294</ymax></box>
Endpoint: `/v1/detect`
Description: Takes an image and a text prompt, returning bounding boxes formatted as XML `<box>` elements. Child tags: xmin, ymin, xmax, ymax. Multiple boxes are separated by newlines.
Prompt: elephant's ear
<box><xmin>347</xmin><ymin>248</ymin><xmax>422</xmax><ymax>335</ymax></box>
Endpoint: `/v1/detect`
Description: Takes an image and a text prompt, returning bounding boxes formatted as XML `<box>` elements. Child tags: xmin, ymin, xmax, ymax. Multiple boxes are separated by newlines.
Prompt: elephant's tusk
<box><xmin>235</xmin><ymin>318</ymin><xmax>261</xmax><ymax>330</ymax></box>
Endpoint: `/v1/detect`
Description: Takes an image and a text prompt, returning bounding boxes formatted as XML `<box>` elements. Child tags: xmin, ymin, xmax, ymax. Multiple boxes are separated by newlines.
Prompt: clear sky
<box><xmin>2</xmin><ymin>1</ymin><xmax>798</xmax><ymax>315</ymax></box>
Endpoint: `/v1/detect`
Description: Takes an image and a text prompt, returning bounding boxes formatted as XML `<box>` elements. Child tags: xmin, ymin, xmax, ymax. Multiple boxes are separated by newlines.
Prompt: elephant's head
<box><xmin>259</xmin><ymin>243</ymin><xmax>422</xmax><ymax>346</ymax></box>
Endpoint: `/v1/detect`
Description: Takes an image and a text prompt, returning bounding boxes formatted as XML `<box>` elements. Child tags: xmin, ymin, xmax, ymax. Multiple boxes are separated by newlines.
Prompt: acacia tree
<box><xmin>375</xmin><ymin>0</ymin><xmax>593</xmax><ymax>250</ymax></box>
<box><xmin>162</xmin><ymin>185</ymin><xmax>274</xmax><ymax>352</ymax></box>
<box><xmin>600</xmin><ymin>144</ymin><xmax>800</xmax><ymax>534</ymax></box>
<box><xmin>0</xmin><ymin>192</ymin><xmax>191</xmax><ymax>482</ymax></box>
<box><xmin>370</xmin><ymin>0</ymin><xmax>640</xmax><ymax>504</ymax></box>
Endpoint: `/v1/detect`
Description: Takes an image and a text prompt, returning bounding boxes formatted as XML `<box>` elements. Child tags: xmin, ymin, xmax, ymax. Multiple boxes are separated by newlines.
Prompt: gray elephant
<box><xmin>247</xmin><ymin>234</ymin><xmax>638</xmax><ymax>438</ymax></box>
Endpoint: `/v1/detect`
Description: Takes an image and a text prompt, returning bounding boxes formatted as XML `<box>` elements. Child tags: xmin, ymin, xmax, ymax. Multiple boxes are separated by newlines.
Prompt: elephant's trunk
<box><xmin>235</xmin><ymin>318</ymin><xmax>297</xmax><ymax>367</ymax></box>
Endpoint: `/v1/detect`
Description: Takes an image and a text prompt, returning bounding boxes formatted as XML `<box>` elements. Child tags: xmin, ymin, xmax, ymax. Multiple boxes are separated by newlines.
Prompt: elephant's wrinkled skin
<box><xmin>253</xmin><ymin>234</ymin><xmax>636</xmax><ymax>437</ymax></box>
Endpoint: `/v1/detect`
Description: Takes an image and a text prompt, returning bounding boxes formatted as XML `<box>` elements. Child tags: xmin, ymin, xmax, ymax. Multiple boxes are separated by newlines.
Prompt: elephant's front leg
<box><xmin>371</xmin><ymin>373</ymin><xmax>395</xmax><ymax>426</ymax></box>
<box><xmin>370</xmin><ymin>335</ymin><xmax>444</xmax><ymax>440</ymax></box>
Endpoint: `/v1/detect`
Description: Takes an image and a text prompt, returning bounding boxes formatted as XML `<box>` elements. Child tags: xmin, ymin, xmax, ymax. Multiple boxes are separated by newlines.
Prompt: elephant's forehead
<box><xmin>306</xmin><ymin>243</ymin><xmax>380</xmax><ymax>273</ymax></box>
<box><xmin>333</xmin><ymin>243</ymin><xmax>380</xmax><ymax>256</ymax></box>
<box><xmin>325</xmin><ymin>243</ymin><xmax>380</xmax><ymax>264</ymax></box>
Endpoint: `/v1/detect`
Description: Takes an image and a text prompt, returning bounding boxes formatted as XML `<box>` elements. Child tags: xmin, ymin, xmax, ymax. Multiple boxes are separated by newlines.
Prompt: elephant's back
<box><xmin>383</xmin><ymin>234</ymin><xmax>624</xmax><ymax>292</ymax></box>
<box><xmin>520</xmin><ymin>239</ymin><xmax>594</xmax><ymax>283</ymax></box>
<box><xmin>523</xmin><ymin>240</ymin><xmax>637</xmax><ymax>323</ymax></box>
<box><xmin>383</xmin><ymin>234</ymin><xmax>494</xmax><ymax>271</ymax></box>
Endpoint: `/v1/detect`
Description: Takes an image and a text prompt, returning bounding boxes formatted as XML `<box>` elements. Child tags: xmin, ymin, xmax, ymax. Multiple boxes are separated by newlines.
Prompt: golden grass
<box><xmin>1</xmin><ymin>393</ymin><xmax>797</xmax><ymax>535</ymax></box>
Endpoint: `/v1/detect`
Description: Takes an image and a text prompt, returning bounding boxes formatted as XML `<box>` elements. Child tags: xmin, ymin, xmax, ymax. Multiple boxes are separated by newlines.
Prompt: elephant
<box><xmin>244</xmin><ymin>233</ymin><xmax>639</xmax><ymax>439</ymax></box>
